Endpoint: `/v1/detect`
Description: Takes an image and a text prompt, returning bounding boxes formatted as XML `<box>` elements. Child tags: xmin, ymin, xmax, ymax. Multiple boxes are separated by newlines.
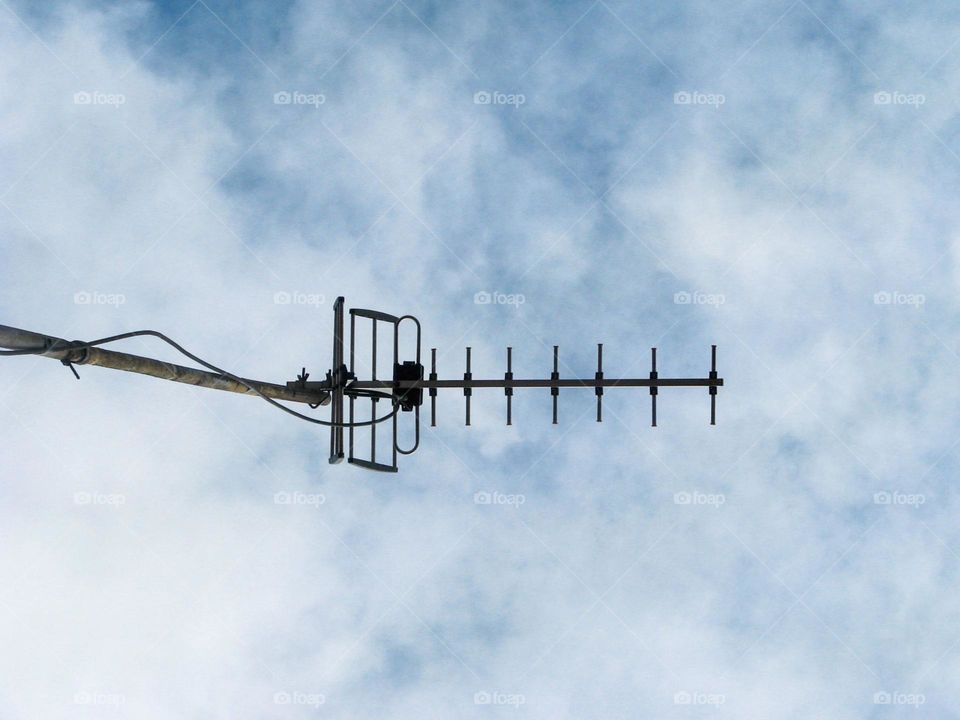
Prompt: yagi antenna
<box><xmin>0</xmin><ymin>296</ymin><xmax>724</xmax><ymax>473</ymax></box>
<box><xmin>287</xmin><ymin>297</ymin><xmax>723</xmax><ymax>472</ymax></box>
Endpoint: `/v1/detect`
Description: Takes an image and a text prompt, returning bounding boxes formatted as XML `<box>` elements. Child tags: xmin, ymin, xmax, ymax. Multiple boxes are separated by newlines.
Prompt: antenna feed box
<box><xmin>394</xmin><ymin>360</ymin><xmax>424</xmax><ymax>411</ymax></box>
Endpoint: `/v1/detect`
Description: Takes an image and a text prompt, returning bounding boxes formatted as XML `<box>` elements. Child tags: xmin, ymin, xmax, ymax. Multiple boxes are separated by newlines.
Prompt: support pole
<box><xmin>0</xmin><ymin>323</ymin><xmax>330</xmax><ymax>406</ymax></box>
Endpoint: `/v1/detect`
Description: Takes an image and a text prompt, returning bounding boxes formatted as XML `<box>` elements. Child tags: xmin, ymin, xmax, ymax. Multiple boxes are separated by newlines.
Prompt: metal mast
<box><xmin>0</xmin><ymin>323</ymin><xmax>329</xmax><ymax>406</ymax></box>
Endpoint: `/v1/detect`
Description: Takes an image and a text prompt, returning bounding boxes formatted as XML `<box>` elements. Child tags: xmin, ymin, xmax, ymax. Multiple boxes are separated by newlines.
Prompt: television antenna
<box><xmin>0</xmin><ymin>296</ymin><xmax>723</xmax><ymax>472</ymax></box>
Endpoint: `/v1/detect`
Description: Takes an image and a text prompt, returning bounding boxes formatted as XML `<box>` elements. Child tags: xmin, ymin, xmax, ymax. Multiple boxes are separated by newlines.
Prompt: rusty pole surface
<box><xmin>0</xmin><ymin>323</ymin><xmax>331</xmax><ymax>406</ymax></box>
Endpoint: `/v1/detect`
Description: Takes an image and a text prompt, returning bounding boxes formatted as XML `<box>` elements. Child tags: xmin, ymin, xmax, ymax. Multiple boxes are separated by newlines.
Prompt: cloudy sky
<box><xmin>1</xmin><ymin>0</ymin><xmax>959</xmax><ymax>717</ymax></box>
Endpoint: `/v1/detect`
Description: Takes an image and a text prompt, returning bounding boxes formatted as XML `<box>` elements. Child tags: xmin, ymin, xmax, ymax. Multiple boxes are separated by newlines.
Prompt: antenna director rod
<box><xmin>0</xmin><ymin>324</ymin><xmax>331</xmax><ymax>406</ymax></box>
<box><xmin>352</xmin><ymin>377</ymin><xmax>723</xmax><ymax>390</ymax></box>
